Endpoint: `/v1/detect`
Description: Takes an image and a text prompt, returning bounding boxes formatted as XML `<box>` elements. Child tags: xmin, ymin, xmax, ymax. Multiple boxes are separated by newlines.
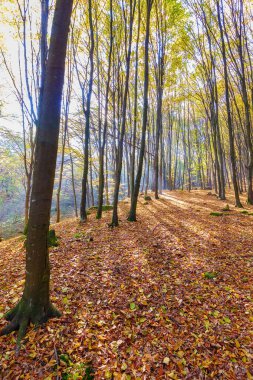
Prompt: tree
<box><xmin>96</xmin><ymin>0</ymin><xmax>114</xmax><ymax>219</ymax></box>
<box><xmin>80</xmin><ymin>0</ymin><xmax>95</xmax><ymax>221</ymax></box>
<box><xmin>128</xmin><ymin>0</ymin><xmax>153</xmax><ymax>221</ymax></box>
<box><xmin>111</xmin><ymin>0</ymin><xmax>137</xmax><ymax>227</ymax></box>
<box><xmin>216</xmin><ymin>0</ymin><xmax>242</xmax><ymax>207</ymax></box>
<box><xmin>0</xmin><ymin>0</ymin><xmax>73</xmax><ymax>347</ymax></box>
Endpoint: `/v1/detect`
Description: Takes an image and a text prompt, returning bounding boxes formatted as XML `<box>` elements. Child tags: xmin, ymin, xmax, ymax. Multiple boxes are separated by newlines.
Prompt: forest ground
<box><xmin>0</xmin><ymin>190</ymin><xmax>253</xmax><ymax>380</ymax></box>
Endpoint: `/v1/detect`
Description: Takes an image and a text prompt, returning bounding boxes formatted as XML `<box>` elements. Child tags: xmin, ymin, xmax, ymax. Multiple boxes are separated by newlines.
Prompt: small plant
<box><xmin>222</xmin><ymin>204</ymin><xmax>230</xmax><ymax>211</ymax></box>
<box><xmin>74</xmin><ymin>232</ymin><xmax>83</xmax><ymax>239</ymax></box>
<box><xmin>102</xmin><ymin>205</ymin><xmax>113</xmax><ymax>211</ymax></box>
<box><xmin>210</xmin><ymin>212</ymin><xmax>223</xmax><ymax>216</ymax></box>
<box><xmin>144</xmin><ymin>195</ymin><xmax>152</xmax><ymax>201</ymax></box>
<box><xmin>204</xmin><ymin>271</ymin><xmax>217</xmax><ymax>279</ymax></box>
<box><xmin>84</xmin><ymin>364</ymin><xmax>95</xmax><ymax>380</ymax></box>
<box><xmin>240</xmin><ymin>210</ymin><xmax>248</xmax><ymax>215</ymax></box>
<box><xmin>88</xmin><ymin>206</ymin><xmax>98</xmax><ymax>211</ymax></box>
<box><xmin>89</xmin><ymin>205</ymin><xmax>113</xmax><ymax>212</ymax></box>
<box><xmin>48</xmin><ymin>229</ymin><xmax>58</xmax><ymax>247</ymax></box>
<box><xmin>60</xmin><ymin>354</ymin><xmax>95</xmax><ymax>380</ymax></box>
<box><xmin>74</xmin><ymin>230</ymin><xmax>93</xmax><ymax>242</ymax></box>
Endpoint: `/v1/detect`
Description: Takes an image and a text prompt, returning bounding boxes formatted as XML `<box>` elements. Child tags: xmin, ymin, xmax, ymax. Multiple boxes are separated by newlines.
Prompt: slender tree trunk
<box><xmin>80</xmin><ymin>0</ymin><xmax>95</xmax><ymax>221</ymax></box>
<box><xmin>111</xmin><ymin>0</ymin><xmax>136</xmax><ymax>226</ymax></box>
<box><xmin>68</xmin><ymin>132</ymin><xmax>78</xmax><ymax>217</ymax></box>
<box><xmin>56</xmin><ymin>79</ymin><xmax>71</xmax><ymax>223</ymax></box>
<box><xmin>217</xmin><ymin>0</ymin><xmax>242</xmax><ymax>207</ymax></box>
<box><xmin>97</xmin><ymin>0</ymin><xmax>113</xmax><ymax>219</ymax></box>
<box><xmin>130</xmin><ymin>0</ymin><xmax>141</xmax><ymax>201</ymax></box>
<box><xmin>128</xmin><ymin>0</ymin><xmax>153</xmax><ymax>221</ymax></box>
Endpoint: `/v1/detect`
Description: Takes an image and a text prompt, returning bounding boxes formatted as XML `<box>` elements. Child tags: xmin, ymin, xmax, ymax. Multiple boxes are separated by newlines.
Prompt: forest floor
<box><xmin>0</xmin><ymin>190</ymin><xmax>253</xmax><ymax>380</ymax></box>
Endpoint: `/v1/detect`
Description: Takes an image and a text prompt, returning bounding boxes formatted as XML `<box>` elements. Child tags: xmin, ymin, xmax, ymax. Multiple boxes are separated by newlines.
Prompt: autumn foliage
<box><xmin>1</xmin><ymin>191</ymin><xmax>253</xmax><ymax>379</ymax></box>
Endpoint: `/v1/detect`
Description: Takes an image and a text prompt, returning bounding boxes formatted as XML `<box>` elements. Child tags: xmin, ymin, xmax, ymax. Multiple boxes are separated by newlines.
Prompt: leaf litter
<box><xmin>0</xmin><ymin>190</ymin><xmax>253</xmax><ymax>379</ymax></box>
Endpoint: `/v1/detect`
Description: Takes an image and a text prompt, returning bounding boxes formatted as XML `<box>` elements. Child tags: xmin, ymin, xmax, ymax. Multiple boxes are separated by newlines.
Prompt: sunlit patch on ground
<box><xmin>0</xmin><ymin>190</ymin><xmax>253</xmax><ymax>379</ymax></box>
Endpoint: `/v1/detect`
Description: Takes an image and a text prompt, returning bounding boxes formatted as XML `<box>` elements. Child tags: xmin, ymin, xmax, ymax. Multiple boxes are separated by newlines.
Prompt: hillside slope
<box><xmin>0</xmin><ymin>191</ymin><xmax>253</xmax><ymax>379</ymax></box>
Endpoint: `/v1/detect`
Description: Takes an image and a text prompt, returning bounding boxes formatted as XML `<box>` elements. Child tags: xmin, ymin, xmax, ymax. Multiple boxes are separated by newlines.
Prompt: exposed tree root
<box><xmin>127</xmin><ymin>215</ymin><xmax>137</xmax><ymax>222</ymax></box>
<box><xmin>0</xmin><ymin>299</ymin><xmax>61</xmax><ymax>353</ymax></box>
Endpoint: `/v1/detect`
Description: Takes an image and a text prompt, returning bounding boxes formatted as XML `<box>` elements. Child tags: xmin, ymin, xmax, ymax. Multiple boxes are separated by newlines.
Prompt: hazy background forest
<box><xmin>0</xmin><ymin>0</ymin><xmax>252</xmax><ymax>237</ymax></box>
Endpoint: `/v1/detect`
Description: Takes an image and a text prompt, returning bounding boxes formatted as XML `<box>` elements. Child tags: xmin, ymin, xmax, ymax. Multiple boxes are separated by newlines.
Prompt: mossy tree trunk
<box><xmin>0</xmin><ymin>0</ymin><xmax>73</xmax><ymax>347</ymax></box>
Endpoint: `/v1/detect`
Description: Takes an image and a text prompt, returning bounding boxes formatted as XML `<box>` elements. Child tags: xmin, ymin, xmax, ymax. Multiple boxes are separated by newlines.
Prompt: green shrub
<box><xmin>240</xmin><ymin>210</ymin><xmax>248</xmax><ymax>215</ymax></box>
<box><xmin>144</xmin><ymin>195</ymin><xmax>152</xmax><ymax>201</ymax></box>
<box><xmin>88</xmin><ymin>205</ymin><xmax>113</xmax><ymax>212</ymax></box>
<box><xmin>74</xmin><ymin>232</ymin><xmax>83</xmax><ymax>239</ymax></box>
<box><xmin>102</xmin><ymin>205</ymin><xmax>113</xmax><ymax>211</ymax></box>
<box><xmin>88</xmin><ymin>206</ymin><xmax>98</xmax><ymax>211</ymax></box>
<box><xmin>210</xmin><ymin>212</ymin><xmax>223</xmax><ymax>216</ymax></box>
<box><xmin>204</xmin><ymin>271</ymin><xmax>217</xmax><ymax>279</ymax></box>
<box><xmin>222</xmin><ymin>204</ymin><xmax>230</xmax><ymax>211</ymax></box>
<box><xmin>48</xmin><ymin>229</ymin><xmax>58</xmax><ymax>247</ymax></box>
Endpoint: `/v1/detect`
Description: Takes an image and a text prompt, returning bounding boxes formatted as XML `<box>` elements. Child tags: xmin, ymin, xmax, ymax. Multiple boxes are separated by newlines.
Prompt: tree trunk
<box><xmin>0</xmin><ymin>0</ymin><xmax>73</xmax><ymax>347</ymax></box>
<box><xmin>97</xmin><ymin>0</ymin><xmax>113</xmax><ymax>219</ymax></box>
<box><xmin>128</xmin><ymin>0</ymin><xmax>153</xmax><ymax>221</ymax></box>
<box><xmin>111</xmin><ymin>0</ymin><xmax>136</xmax><ymax>226</ymax></box>
<box><xmin>217</xmin><ymin>0</ymin><xmax>242</xmax><ymax>207</ymax></box>
<box><xmin>80</xmin><ymin>0</ymin><xmax>95</xmax><ymax>221</ymax></box>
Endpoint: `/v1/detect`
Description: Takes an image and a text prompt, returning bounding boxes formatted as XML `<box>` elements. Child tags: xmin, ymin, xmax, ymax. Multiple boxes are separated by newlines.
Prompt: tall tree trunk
<box><xmin>111</xmin><ymin>0</ymin><xmax>136</xmax><ymax>226</ymax></box>
<box><xmin>97</xmin><ymin>0</ymin><xmax>113</xmax><ymax>219</ymax></box>
<box><xmin>56</xmin><ymin>69</ymin><xmax>72</xmax><ymax>223</ymax></box>
<box><xmin>130</xmin><ymin>0</ymin><xmax>141</xmax><ymax>201</ymax></box>
<box><xmin>80</xmin><ymin>0</ymin><xmax>95</xmax><ymax>221</ymax></box>
<box><xmin>128</xmin><ymin>0</ymin><xmax>153</xmax><ymax>221</ymax></box>
<box><xmin>0</xmin><ymin>0</ymin><xmax>73</xmax><ymax>346</ymax></box>
<box><xmin>216</xmin><ymin>0</ymin><xmax>242</xmax><ymax>207</ymax></box>
<box><xmin>67</xmin><ymin>131</ymin><xmax>78</xmax><ymax>217</ymax></box>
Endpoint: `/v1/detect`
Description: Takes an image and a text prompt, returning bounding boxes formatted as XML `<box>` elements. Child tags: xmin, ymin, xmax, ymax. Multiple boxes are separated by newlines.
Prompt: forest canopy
<box><xmin>0</xmin><ymin>0</ymin><xmax>252</xmax><ymax>235</ymax></box>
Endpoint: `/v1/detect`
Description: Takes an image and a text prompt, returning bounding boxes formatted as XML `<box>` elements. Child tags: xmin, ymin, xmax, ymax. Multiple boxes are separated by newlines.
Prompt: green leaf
<box><xmin>204</xmin><ymin>272</ymin><xmax>217</xmax><ymax>279</ymax></box>
<box><xmin>204</xmin><ymin>320</ymin><xmax>210</xmax><ymax>330</ymax></box>
<box><xmin>63</xmin><ymin>297</ymin><xmax>69</xmax><ymax>305</ymax></box>
<box><xmin>105</xmin><ymin>371</ymin><xmax>112</xmax><ymax>379</ymax></box>
<box><xmin>121</xmin><ymin>362</ymin><xmax>127</xmax><ymax>371</ymax></box>
<box><xmin>162</xmin><ymin>285</ymin><xmax>167</xmax><ymax>293</ymax></box>
<box><xmin>130</xmin><ymin>302</ymin><xmax>136</xmax><ymax>310</ymax></box>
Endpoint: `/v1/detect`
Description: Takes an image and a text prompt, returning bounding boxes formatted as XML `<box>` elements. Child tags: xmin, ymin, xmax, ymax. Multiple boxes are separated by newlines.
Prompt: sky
<box><xmin>0</xmin><ymin>0</ymin><xmax>44</xmax><ymax>134</ymax></box>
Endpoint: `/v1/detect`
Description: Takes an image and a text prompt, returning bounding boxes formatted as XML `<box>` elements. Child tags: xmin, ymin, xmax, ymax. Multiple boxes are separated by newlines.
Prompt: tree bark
<box><xmin>0</xmin><ymin>0</ymin><xmax>73</xmax><ymax>347</ymax></box>
<box><xmin>80</xmin><ymin>0</ymin><xmax>95</xmax><ymax>221</ymax></box>
<box><xmin>216</xmin><ymin>0</ymin><xmax>242</xmax><ymax>207</ymax></box>
<box><xmin>128</xmin><ymin>0</ymin><xmax>153</xmax><ymax>221</ymax></box>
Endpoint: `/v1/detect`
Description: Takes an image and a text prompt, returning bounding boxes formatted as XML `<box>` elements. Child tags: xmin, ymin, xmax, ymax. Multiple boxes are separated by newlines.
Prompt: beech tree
<box><xmin>0</xmin><ymin>0</ymin><xmax>73</xmax><ymax>346</ymax></box>
<box><xmin>128</xmin><ymin>0</ymin><xmax>153</xmax><ymax>221</ymax></box>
